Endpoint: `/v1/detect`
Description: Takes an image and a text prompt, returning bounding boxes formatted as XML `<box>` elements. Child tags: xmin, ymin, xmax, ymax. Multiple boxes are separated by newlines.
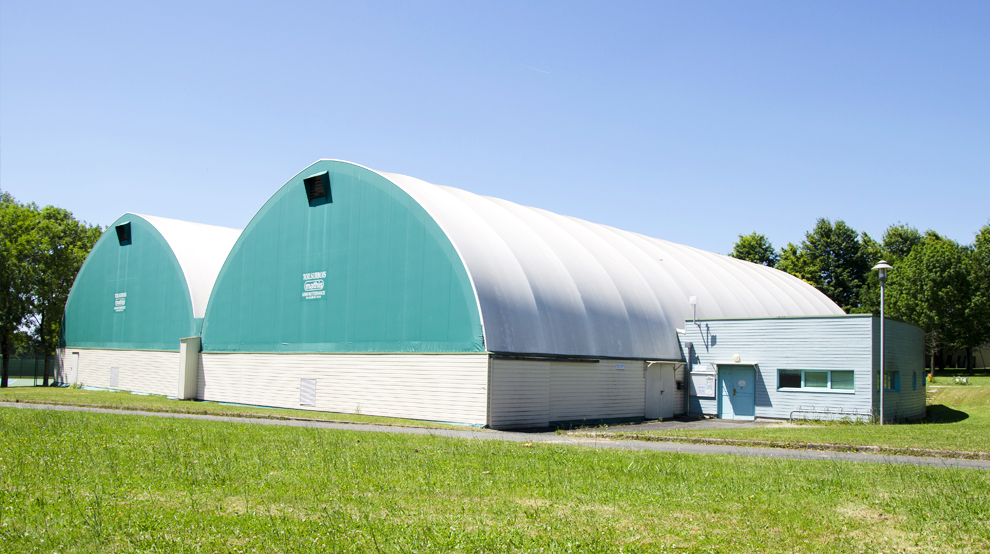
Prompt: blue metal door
<box><xmin>717</xmin><ymin>365</ymin><xmax>756</xmax><ymax>420</ymax></box>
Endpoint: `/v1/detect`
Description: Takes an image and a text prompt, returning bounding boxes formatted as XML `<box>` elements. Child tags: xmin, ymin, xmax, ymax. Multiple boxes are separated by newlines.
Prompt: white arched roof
<box><xmin>375</xmin><ymin>168</ymin><xmax>844</xmax><ymax>361</ymax></box>
<box><xmin>136</xmin><ymin>214</ymin><xmax>241</xmax><ymax>318</ymax></box>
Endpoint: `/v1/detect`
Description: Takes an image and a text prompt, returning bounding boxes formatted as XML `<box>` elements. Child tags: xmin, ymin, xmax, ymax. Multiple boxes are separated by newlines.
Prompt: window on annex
<box><xmin>884</xmin><ymin>371</ymin><xmax>900</xmax><ymax>392</ymax></box>
<box><xmin>777</xmin><ymin>369</ymin><xmax>855</xmax><ymax>392</ymax></box>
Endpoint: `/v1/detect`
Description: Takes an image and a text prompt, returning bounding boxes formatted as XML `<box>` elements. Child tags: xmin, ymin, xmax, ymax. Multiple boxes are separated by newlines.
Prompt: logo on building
<box><xmin>302</xmin><ymin>271</ymin><xmax>327</xmax><ymax>300</ymax></box>
<box><xmin>114</xmin><ymin>292</ymin><xmax>127</xmax><ymax>312</ymax></box>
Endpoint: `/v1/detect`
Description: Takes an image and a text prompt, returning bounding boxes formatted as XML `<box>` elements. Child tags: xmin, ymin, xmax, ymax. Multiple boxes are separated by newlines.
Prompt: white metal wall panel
<box><xmin>549</xmin><ymin>360</ymin><xmax>646</xmax><ymax>422</ymax></box>
<box><xmin>488</xmin><ymin>359</ymin><xmax>550</xmax><ymax>429</ymax></box>
<box><xmin>198</xmin><ymin>353</ymin><xmax>489</xmax><ymax>425</ymax></box>
<box><xmin>488</xmin><ymin>358</ymin><xmax>646</xmax><ymax>428</ymax></box>
<box><xmin>684</xmin><ymin>316</ymin><xmax>876</xmax><ymax>419</ymax></box>
<box><xmin>873</xmin><ymin>319</ymin><xmax>927</xmax><ymax>421</ymax></box>
<box><xmin>63</xmin><ymin>348</ymin><xmax>178</xmax><ymax>396</ymax></box>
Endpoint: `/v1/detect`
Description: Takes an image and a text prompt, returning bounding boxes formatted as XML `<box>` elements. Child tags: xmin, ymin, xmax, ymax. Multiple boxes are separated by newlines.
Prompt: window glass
<box><xmin>805</xmin><ymin>371</ymin><xmax>828</xmax><ymax>388</ymax></box>
<box><xmin>779</xmin><ymin>370</ymin><xmax>802</xmax><ymax>389</ymax></box>
<box><xmin>884</xmin><ymin>371</ymin><xmax>900</xmax><ymax>391</ymax></box>
<box><xmin>831</xmin><ymin>371</ymin><xmax>855</xmax><ymax>390</ymax></box>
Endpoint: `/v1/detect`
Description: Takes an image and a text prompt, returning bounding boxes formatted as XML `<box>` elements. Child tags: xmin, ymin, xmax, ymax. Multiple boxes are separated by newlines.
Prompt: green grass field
<box><xmin>1</xmin><ymin>407</ymin><xmax>988</xmax><ymax>553</ymax></box>
<box><xmin>599</xmin><ymin>377</ymin><xmax>990</xmax><ymax>455</ymax></box>
<box><xmin>0</xmin><ymin>387</ymin><xmax>469</xmax><ymax>430</ymax></box>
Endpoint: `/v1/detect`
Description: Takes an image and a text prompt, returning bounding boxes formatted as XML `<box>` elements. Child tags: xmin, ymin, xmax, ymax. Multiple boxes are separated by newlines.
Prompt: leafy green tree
<box><xmin>886</xmin><ymin>235</ymin><xmax>975</xmax><ymax>374</ymax></box>
<box><xmin>777</xmin><ymin>218</ymin><xmax>869</xmax><ymax>312</ymax></box>
<box><xmin>968</xmin><ymin>222</ymin><xmax>990</xmax><ymax>371</ymax></box>
<box><xmin>776</xmin><ymin>242</ymin><xmax>812</xmax><ymax>283</ymax></box>
<box><xmin>0</xmin><ymin>194</ymin><xmax>41</xmax><ymax>387</ymax></box>
<box><xmin>881</xmin><ymin>224</ymin><xmax>924</xmax><ymax>260</ymax></box>
<box><xmin>730</xmin><ymin>232</ymin><xmax>779</xmax><ymax>267</ymax></box>
<box><xmin>28</xmin><ymin>206</ymin><xmax>102</xmax><ymax>385</ymax></box>
<box><xmin>856</xmin><ymin>224</ymin><xmax>925</xmax><ymax>315</ymax></box>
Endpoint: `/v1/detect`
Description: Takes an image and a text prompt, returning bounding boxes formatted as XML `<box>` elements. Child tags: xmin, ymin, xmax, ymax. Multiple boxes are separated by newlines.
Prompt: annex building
<box><xmin>57</xmin><ymin>160</ymin><xmax>926</xmax><ymax>427</ymax></box>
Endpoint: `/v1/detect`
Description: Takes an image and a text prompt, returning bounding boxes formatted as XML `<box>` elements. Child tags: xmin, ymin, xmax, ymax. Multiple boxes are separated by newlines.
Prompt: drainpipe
<box><xmin>684</xmin><ymin>342</ymin><xmax>693</xmax><ymax>416</ymax></box>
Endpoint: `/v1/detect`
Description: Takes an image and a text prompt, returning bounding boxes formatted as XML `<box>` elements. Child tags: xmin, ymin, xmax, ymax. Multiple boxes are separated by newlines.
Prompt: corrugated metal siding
<box><xmin>874</xmin><ymin>319</ymin><xmax>926</xmax><ymax>420</ymax></box>
<box><xmin>488</xmin><ymin>358</ymin><xmax>646</xmax><ymax>429</ymax></box>
<box><xmin>65</xmin><ymin>348</ymin><xmax>178</xmax><ymax>396</ymax></box>
<box><xmin>549</xmin><ymin>361</ymin><xmax>645</xmax><ymax>422</ymax></box>
<box><xmin>673</xmin><ymin>363</ymin><xmax>687</xmax><ymax>415</ymax></box>
<box><xmin>488</xmin><ymin>359</ymin><xmax>550</xmax><ymax>429</ymax></box>
<box><xmin>198</xmin><ymin>353</ymin><xmax>489</xmax><ymax>425</ymax></box>
<box><xmin>684</xmin><ymin>316</ymin><xmax>874</xmax><ymax>419</ymax></box>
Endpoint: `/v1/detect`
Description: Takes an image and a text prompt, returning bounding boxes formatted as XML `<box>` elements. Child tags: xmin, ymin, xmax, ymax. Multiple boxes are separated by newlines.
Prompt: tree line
<box><xmin>731</xmin><ymin>218</ymin><xmax>990</xmax><ymax>374</ymax></box>
<box><xmin>0</xmin><ymin>193</ymin><xmax>102</xmax><ymax>387</ymax></box>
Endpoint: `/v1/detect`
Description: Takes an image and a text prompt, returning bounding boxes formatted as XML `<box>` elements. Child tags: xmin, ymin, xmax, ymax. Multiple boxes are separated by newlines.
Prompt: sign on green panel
<box><xmin>61</xmin><ymin>215</ymin><xmax>195</xmax><ymax>351</ymax></box>
<box><xmin>201</xmin><ymin>161</ymin><xmax>484</xmax><ymax>353</ymax></box>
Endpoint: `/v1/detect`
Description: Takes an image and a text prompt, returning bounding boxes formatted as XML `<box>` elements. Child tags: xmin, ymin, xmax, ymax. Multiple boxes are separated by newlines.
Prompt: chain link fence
<box><xmin>1</xmin><ymin>355</ymin><xmax>57</xmax><ymax>386</ymax></box>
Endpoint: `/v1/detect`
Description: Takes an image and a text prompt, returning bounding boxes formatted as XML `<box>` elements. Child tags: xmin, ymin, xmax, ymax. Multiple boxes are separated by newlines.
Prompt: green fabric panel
<box><xmin>62</xmin><ymin>215</ymin><xmax>195</xmax><ymax>351</ymax></box>
<box><xmin>201</xmin><ymin>161</ymin><xmax>483</xmax><ymax>353</ymax></box>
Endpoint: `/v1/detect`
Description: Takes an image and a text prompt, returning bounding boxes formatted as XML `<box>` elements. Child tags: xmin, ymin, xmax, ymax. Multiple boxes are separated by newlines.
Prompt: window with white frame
<box><xmin>778</xmin><ymin>369</ymin><xmax>855</xmax><ymax>392</ymax></box>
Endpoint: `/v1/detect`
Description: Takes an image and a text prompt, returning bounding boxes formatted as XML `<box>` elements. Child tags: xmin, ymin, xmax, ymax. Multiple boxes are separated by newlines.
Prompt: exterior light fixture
<box><xmin>872</xmin><ymin>260</ymin><xmax>894</xmax><ymax>425</ymax></box>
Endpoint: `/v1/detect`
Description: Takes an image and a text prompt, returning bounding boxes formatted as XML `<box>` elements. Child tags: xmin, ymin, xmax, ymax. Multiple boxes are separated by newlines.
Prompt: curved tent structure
<box><xmin>59</xmin><ymin>214</ymin><xmax>240</xmax><ymax>395</ymax></box>
<box><xmin>202</xmin><ymin>160</ymin><xmax>840</xmax><ymax>360</ymax></box>
<box><xmin>64</xmin><ymin>160</ymin><xmax>922</xmax><ymax>427</ymax></box>
<box><xmin>380</xmin><ymin>169</ymin><xmax>844</xmax><ymax>360</ymax></box>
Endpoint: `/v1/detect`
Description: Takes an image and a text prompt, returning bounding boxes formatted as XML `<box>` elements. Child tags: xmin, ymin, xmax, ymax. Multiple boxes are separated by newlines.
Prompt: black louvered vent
<box><xmin>303</xmin><ymin>172</ymin><xmax>332</xmax><ymax>206</ymax></box>
<box><xmin>115</xmin><ymin>222</ymin><xmax>131</xmax><ymax>246</ymax></box>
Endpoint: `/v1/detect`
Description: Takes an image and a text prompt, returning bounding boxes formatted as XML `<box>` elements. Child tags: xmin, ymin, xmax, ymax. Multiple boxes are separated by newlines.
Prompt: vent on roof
<box><xmin>115</xmin><ymin>222</ymin><xmax>131</xmax><ymax>246</ymax></box>
<box><xmin>303</xmin><ymin>172</ymin><xmax>332</xmax><ymax>207</ymax></box>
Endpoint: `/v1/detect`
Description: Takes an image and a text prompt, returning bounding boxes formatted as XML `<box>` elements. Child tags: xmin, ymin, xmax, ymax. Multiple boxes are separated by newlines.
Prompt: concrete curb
<box><xmin>569</xmin><ymin>431</ymin><xmax>990</xmax><ymax>461</ymax></box>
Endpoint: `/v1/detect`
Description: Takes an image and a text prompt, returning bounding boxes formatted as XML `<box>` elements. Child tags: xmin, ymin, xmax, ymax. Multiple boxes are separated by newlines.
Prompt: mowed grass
<box><xmin>603</xmin><ymin>378</ymin><xmax>990</xmax><ymax>455</ymax></box>
<box><xmin>2</xmin><ymin>408</ymin><xmax>989</xmax><ymax>553</ymax></box>
<box><xmin>0</xmin><ymin>387</ymin><xmax>469</xmax><ymax>430</ymax></box>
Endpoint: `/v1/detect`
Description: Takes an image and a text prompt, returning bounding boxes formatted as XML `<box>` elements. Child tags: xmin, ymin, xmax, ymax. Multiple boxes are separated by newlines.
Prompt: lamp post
<box><xmin>872</xmin><ymin>260</ymin><xmax>893</xmax><ymax>425</ymax></box>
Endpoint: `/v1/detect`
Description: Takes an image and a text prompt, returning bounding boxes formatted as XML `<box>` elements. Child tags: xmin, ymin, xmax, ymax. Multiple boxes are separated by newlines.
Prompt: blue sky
<box><xmin>2</xmin><ymin>1</ymin><xmax>987</xmax><ymax>254</ymax></box>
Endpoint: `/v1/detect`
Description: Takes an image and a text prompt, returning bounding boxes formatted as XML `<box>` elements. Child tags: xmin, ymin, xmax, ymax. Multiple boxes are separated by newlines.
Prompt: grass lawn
<box><xmin>0</xmin><ymin>387</ymin><xmax>469</xmax><ymax>430</ymax></box>
<box><xmin>1</xmin><ymin>408</ymin><xmax>988</xmax><ymax>553</ymax></box>
<box><xmin>597</xmin><ymin>377</ymin><xmax>990</xmax><ymax>455</ymax></box>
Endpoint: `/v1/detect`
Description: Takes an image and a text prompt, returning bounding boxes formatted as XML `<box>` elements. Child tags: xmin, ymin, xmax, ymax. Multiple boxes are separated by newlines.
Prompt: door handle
<box><xmin>733</xmin><ymin>389</ymin><xmax>736</xmax><ymax>396</ymax></box>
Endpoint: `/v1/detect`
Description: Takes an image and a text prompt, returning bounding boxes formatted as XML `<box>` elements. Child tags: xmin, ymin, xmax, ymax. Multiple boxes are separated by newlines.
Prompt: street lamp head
<box><xmin>872</xmin><ymin>260</ymin><xmax>893</xmax><ymax>283</ymax></box>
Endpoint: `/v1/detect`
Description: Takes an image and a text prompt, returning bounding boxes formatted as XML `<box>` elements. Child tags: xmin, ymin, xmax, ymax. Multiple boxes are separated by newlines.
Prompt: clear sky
<box><xmin>2</xmin><ymin>1</ymin><xmax>988</xmax><ymax>254</ymax></box>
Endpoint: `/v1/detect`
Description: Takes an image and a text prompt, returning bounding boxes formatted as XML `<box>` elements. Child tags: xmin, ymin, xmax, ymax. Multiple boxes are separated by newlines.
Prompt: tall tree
<box><xmin>730</xmin><ymin>232</ymin><xmax>779</xmax><ymax>267</ymax></box>
<box><xmin>886</xmin><ymin>235</ymin><xmax>974</xmax><ymax>374</ymax></box>
<box><xmin>776</xmin><ymin>242</ymin><xmax>812</xmax><ymax>283</ymax></box>
<box><xmin>856</xmin><ymin>224</ymin><xmax>924</xmax><ymax>315</ymax></box>
<box><xmin>29</xmin><ymin>206</ymin><xmax>102</xmax><ymax>385</ymax></box>
<box><xmin>0</xmin><ymin>194</ymin><xmax>41</xmax><ymax>388</ymax></box>
<box><xmin>968</xmin><ymin>222</ymin><xmax>990</xmax><ymax>372</ymax></box>
<box><xmin>777</xmin><ymin>218</ymin><xmax>869</xmax><ymax>312</ymax></box>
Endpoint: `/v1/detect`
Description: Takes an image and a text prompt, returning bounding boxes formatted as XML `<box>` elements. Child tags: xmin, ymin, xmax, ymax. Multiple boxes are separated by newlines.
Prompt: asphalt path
<box><xmin>4</xmin><ymin>402</ymin><xmax>988</xmax><ymax>471</ymax></box>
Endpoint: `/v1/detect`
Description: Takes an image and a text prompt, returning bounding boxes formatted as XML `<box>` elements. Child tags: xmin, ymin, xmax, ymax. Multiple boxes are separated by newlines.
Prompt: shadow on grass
<box><xmin>927</xmin><ymin>404</ymin><xmax>969</xmax><ymax>424</ymax></box>
<box><xmin>933</xmin><ymin>368</ymin><xmax>990</xmax><ymax>377</ymax></box>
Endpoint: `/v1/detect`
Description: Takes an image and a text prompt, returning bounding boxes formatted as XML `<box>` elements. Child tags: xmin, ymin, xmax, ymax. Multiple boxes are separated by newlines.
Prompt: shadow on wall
<box><xmin>754</xmin><ymin>368</ymin><xmax>773</xmax><ymax>408</ymax></box>
<box><xmin>927</xmin><ymin>405</ymin><xmax>969</xmax><ymax>424</ymax></box>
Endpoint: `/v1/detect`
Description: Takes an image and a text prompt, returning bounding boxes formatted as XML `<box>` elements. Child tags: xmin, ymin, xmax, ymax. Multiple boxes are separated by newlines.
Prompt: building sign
<box><xmin>114</xmin><ymin>292</ymin><xmax>127</xmax><ymax>312</ymax></box>
<box><xmin>302</xmin><ymin>271</ymin><xmax>326</xmax><ymax>300</ymax></box>
<box><xmin>690</xmin><ymin>372</ymin><xmax>716</xmax><ymax>398</ymax></box>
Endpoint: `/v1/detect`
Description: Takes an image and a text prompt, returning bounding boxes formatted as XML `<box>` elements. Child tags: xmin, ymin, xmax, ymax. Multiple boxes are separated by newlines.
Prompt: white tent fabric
<box><xmin>137</xmin><ymin>214</ymin><xmax>241</xmax><ymax>318</ymax></box>
<box><xmin>376</xmin><ymin>168</ymin><xmax>844</xmax><ymax>361</ymax></box>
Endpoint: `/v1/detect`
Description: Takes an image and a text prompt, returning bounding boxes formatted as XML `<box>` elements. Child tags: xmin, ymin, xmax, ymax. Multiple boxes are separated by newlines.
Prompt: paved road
<box><xmin>4</xmin><ymin>402</ymin><xmax>988</xmax><ymax>471</ymax></box>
